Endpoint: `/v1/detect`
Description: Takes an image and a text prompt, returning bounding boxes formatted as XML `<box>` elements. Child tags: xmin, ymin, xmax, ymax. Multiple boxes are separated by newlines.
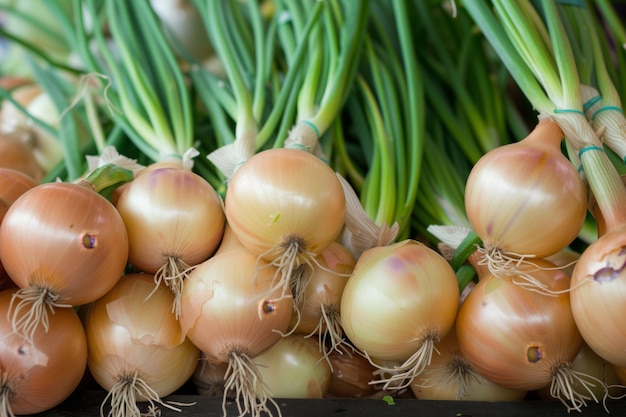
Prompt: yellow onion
<box><xmin>290</xmin><ymin>241</ymin><xmax>355</xmax><ymax>360</ymax></box>
<box><xmin>0</xmin><ymin>132</ymin><xmax>43</xmax><ymax>181</ymax></box>
<box><xmin>464</xmin><ymin>118</ymin><xmax>587</xmax><ymax>268</ymax></box>
<box><xmin>0</xmin><ymin>288</ymin><xmax>87</xmax><ymax>416</ymax></box>
<box><xmin>325</xmin><ymin>349</ymin><xmax>381</xmax><ymax>399</ymax></box>
<box><xmin>340</xmin><ymin>239</ymin><xmax>459</xmax><ymax>391</ymax></box>
<box><xmin>254</xmin><ymin>334</ymin><xmax>332</xmax><ymax>399</ymax></box>
<box><xmin>570</xmin><ymin>225</ymin><xmax>626</xmax><ymax>369</ymax></box>
<box><xmin>224</xmin><ymin>147</ymin><xmax>346</xmax><ymax>304</ymax></box>
<box><xmin>192</xmin><ymin>354</ymin><xmax>228</xmax><ymax>397</ymax></box>
<box><xmin>85</xmin><ymin>272</ymin><xmax>200</xmax><ymax>416</ymax></box>
<box><xmin>456</xmin><ymin>258</ymin><xmax>601</xmax><ymax>412</ymax></box>
<box><xmin>410</xmin><ymin>323</ymin><xmax>527</xmax><ymax>401</ymax></box>
<box><xmin>115</xmin><ymin>165</ymin><xmax>225</xmax><ymax>317</ymax></box>
<box><xmin>0</xmin><ymin>180</ymin><xmax>129</xmax><ymax>341</ymax></box>
<box><xmin>179</xmin><ymin>250</ymin><xmax>293</xmax><ymax>417</ymax></box>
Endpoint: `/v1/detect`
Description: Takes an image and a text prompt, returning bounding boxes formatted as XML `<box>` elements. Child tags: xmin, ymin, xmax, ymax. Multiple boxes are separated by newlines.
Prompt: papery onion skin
<box><xmin>0</xmin><ymin>182</ymin><xmax>129</xmax><ymax>305</ymax></box>
<box><xmin>570</xmin><ymin>225</ymin><xmax>626</xmax><ymax>368</ymax></box>
<box><xmin>340</xmin><ymin>239</ymin><xmax>459</xmax><ymax>361</ymax></box>
<box><xmin>464</xmin><ymin>118</ymin><xmax>587</xmax><ymax>258</ymax></box>
<box><xmin>456</xmin><ymin>259</ymin><xmax>582</xmax><ymax>391</ymax></box>
<box><xmin>179</xmin><ymin>250</ymin><xmax>293</xmax><ymax>361</ymax></box>
<box><xmin>254</xmin><ymin>334</ymin><xmax>332</xmax><ymax>399</ymax></box>
<box><xmin>224</xmin><ymin>148</ymin><xmax>345</xmax><ymax>263</ymax></box>
<box><xmin>115</xmin><ymin>166</ymin><xmax>225</xmax><ymax>273</ymax></box>
<box><xmin>85</xmin><ymin>273</ymin><xmax>200</xmax><ymax>398</ymax></box>
<box><xmin>0</xmin><ymin>289</ymin><xmax>88</xmax><ymax>415</ymax></box>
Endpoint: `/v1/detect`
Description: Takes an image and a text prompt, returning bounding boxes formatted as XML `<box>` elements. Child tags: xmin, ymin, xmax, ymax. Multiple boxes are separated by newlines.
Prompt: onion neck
<box><xmin>78</xmin><ymin>163</ymin><xmax>134</xmax><ymax>200</ymax></box>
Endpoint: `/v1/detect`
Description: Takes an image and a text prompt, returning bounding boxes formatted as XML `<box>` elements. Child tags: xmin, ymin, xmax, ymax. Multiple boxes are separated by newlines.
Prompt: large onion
<box><xmin>456</xmin><ymin>258</ymin><xmax>604</xmax><ymax>412</ymax></box>
<box><xmin>224</xmin><ymin>147</ymin><xmax>346</xmax><ymax>305</ymax></box>
<box><xmin>115</xmin><ymin>165</ymin><xmax>225</xmax><ymax>316</ymax></box>
<box><xmin>464</xmin><ymin>117</ymin><xmax>587</xmax><ymax>278</ymax></box>
<box><xmin>0</xmin><ymin>288</ymin><xmax>87</xmax><ymax>416</ymax></box>
<box><xmin>85</xmin><ymin>272</ymin><xmax>200</xmax><ymax>416</ymax></box>
<box><xmin>179</xmin><ymin>249</ymin><xmax>293</xmax><ymax>417</ymax></box>
<box><xmin>0</xmin><ymin>177</ymin><xmax>129</xmax><ymax>341</ymax></box>
<box><xmin>340</xmin><ymin>239</ymin><xmax>459</xmax><ymax>390</ymax></box>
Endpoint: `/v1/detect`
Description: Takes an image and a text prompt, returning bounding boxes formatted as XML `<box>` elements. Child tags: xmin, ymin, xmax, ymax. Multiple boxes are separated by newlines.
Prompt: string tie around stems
<box><xmin>577</xmin><ymin>145</ymin><xmax>605</xmax><ymax>173</ymax></box>
<box><xmin>582</xmin><ymin>95</ymin><xmax>602</xmax><ymax>112</ymax></box>
<box><xmin>554</xmin><ymin>108</ymin><xmax>586</xmax><ymax>116</ymax></box>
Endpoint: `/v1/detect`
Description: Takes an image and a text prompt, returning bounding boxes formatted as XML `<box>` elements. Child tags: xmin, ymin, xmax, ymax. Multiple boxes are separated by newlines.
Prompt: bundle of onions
<box><xmin>224</xmin><ymin>147</ymin><xmax>346</xmax><ymax>306</ymax></box>
<box><xmin>340</xmin><ymin>239</ymin><xmax>459</xmax><ymax>391</ymax></box>
<box><xmin>410</xmin><ymin>323</ymin><xmax>527</xmax><ymax>401</ymax></box>
<box><xmin>289</xmin><ymin>241</ymin><xmax>355</xmax><ymax>362</ymax></box>
<box><xmin>85</xmin><ymin>272</ymin><xmax>200</xmax><ymax>417</ymax></box>
<box><xmin>115</xmin><ymin>163</ymin><xmax>225</xmax><ymax>317</ymax></box>
<box><xmin>456</xmin><ymin>258</ymin><xmax>609</xmax><ymax>412</ymax></box>
<box><xmin>0</xmin><ymin>164</ymin><xmax>131</xmax><ymax>341</ymax></box>
<box><xmin>0</xmin><ymin>288</ymin><xmax>88</xmax><ymax>416</ymax></box>
<box><xmin>179</xmin><ymin>250</ymin><xmax>293</xmax><ymax>417</ymax></box>
<box><xmin>463</xmin><ymin>117</ymin><xmax>588</xmax><ymax>291</ymax></box>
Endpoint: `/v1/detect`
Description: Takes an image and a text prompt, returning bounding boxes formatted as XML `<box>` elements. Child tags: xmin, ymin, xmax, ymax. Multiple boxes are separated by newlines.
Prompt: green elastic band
<box><xmin>301</xmin><ymin>120</ymin><xmax>320</xmax><ymax>138</ymax></box>
<box><xmin>578</xmin><ymin>145</ymin><xmax>605</xmax><ymax>159</ymax></box>
<box><xmin>582</xmin><ymin>95</ymin><xmax>602</xmax><ymax>111</ymax></box>
<box><xmin>554</xmin><ymin>108</ymin><xmax>585</xmax><ymax>116</ymax></box>
<box><xmin>591</xmin><ymin>105</ymin><xmax>624</xmax><ymax>120</ymax></box>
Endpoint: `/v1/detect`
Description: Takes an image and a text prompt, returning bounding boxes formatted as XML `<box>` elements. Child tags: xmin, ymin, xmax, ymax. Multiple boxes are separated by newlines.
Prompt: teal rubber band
<box><xmin>591</xmin><ymin>105</ymin><xmax>624</xmax><ymax>120</ymax></box>
<box><xmin>582</xmin><ymin>95</ymin><xmax>602</xmax><ymax>111</ymax></box>
<box><xmin>578</xmin><ymin>145</ymin><xmax>605</xmax><ymax>159</ymax></box>
<box><xmin>577</xmin><ymin>164</ymin><xmax>583</xmax><ymax>173</ymax></box>
<box><xmin>554</xmin><ymin>108</ymin><xmax>585</xmax><ymax>116</ymax></box>
<box><xmin>301</xmin><ymin>120</ymin><xmax>320</xmax><ymax>138</ymax></box>
<box><xmin>556</xmin><ymin>0</ymin><xmax>585</xmax><ymax>6</ymax></box>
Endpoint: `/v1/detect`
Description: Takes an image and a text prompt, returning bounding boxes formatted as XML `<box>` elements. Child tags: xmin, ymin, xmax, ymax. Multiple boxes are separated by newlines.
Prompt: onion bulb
<box><xmin>224</xmin><ymin>147</ymin><xmax>346</xmax><ymax>307</ymax></box>
<box><xmin>325</xmin><ymin>349</ymin><xmax>382</xmax><ymax>399</ymax></box>
<box><xmin>254</xmin><ymin>334</ymin><xmax>332</xmax><ymax>399</ymax></box>
<box><xmin>289</xmin><ymin>241</ymin><xmax>355</xmax><ymax>362</ymax></box>
<box><xmin>0</xmin><ymin>288</ymin><xmax>88</xmax><ymax>416</ymax></box>
<box><xmin>456</xmin><ymin>258</ymin><xmax>607</xmax><ymax>412</ymax></box>
<box><xmin>0</xmin><ymin>176</ymin><xmax>129</xmax><ymax>341</ymax></box>
<box><xmin>570</xmin><ymin>224</ymin><xmax>626</xmax><ymax>369</ymax></box>
<box><xmin>410</xmin><ymin>323</ymin><xmax>527</xmax><ymax>401</ymax></box>
<box><xmin>85</xmin><ymin>272</ymin><xmax>200</xmax><ymax>416</ymax></box>
<box><xmin>115</xmin><ymin>165</ymin><xmax>225</xmax><ymax>317</ymax></box>
<box><xmin>179</xmin><ymin>250</ymin><xmax>293</xmax><ymax>417</ymax></box>
<box><xmin>0</xmin><ymin>133</ymin><xmax>43</xmax><ymax>181</ymax></box>
<box><xmin>464</xmin><ymin>117</ymin><xmax>587</xmax><ymax>283</ymax></box>
<box><xmin>340</xmin><ymin>239</ymin><xmax>459</xmax><ymax>390</ymax></box>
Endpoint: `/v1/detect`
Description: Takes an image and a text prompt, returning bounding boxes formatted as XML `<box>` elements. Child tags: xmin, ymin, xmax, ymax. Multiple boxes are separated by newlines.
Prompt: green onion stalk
<box><xmin>70</xmin><ymin>0</ymin><xmax>196</xmax><ymax>175</ymax></box>
<box><xmin>330</xmin><ymin>0</ymin><xmax>423</xmax><ymax>247</ymax></box>
<box><xmin>462</xmin><ymin>0</ymin><xmax>626</xmax><ymax>243</ymax></box>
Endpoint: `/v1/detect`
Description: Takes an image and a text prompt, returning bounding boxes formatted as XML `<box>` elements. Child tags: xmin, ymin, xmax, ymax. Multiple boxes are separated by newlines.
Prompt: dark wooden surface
<box><xmin>32</xmin><ymin>389</ymin><xmax>625</xmax><ymax>417</ymax></box>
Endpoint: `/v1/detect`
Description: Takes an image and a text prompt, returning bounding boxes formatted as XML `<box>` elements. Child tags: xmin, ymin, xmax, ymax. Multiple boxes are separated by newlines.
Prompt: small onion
<box><xmin>85</xmin><ymin>272</ymin><xmax>200</xmax><ymax>416</ymax></box>
<box><xmin>0</xmin><ymin>288</ymin><xmax>88</xmax><ymax>416</ymax></box>
<box><xmin>0</xmin><ymin>180</ymin><xmax>129</xmax><ymax>341</ymax></box>
<box><xmin>324</xmin><ymin>349</ymin><xmax>381</xmax><ymax>399</ymax></box>
<box><xmin>179</xmin><ymin>250</ymin><xmax>293</xmax><ymax>417</ymax></box>
<box><xmin>456</xmin><ymin>258</ymin><xmax>604</xmax><ymax>412</ymax></box>
<box><xmin>224</xmin><ymin>147</ymin><xmax>346</xmax><ymax>305</ymax></box>
<box><xmin>340</xmin><ymin>239</ymin><xmax>459</xmax><ymax>390</ymax></box>
<box><xmin>290</xmin><ymin>241</ymin><xmax>355</xmax><ymax>361</ymax></box>
<box><xmin>464</xmin><ymin>117</ymin><xmax>587</xmax><ymax>278</ymax></box>
<box><xmin>254</xmin><ymin>334</ymin><xmax>332</xmax><ymax>399</ymax></box>
<box><xmin>115</xmin><ymin>165</ymin><xmax>225</xmax><ymax>317</ymax></box>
